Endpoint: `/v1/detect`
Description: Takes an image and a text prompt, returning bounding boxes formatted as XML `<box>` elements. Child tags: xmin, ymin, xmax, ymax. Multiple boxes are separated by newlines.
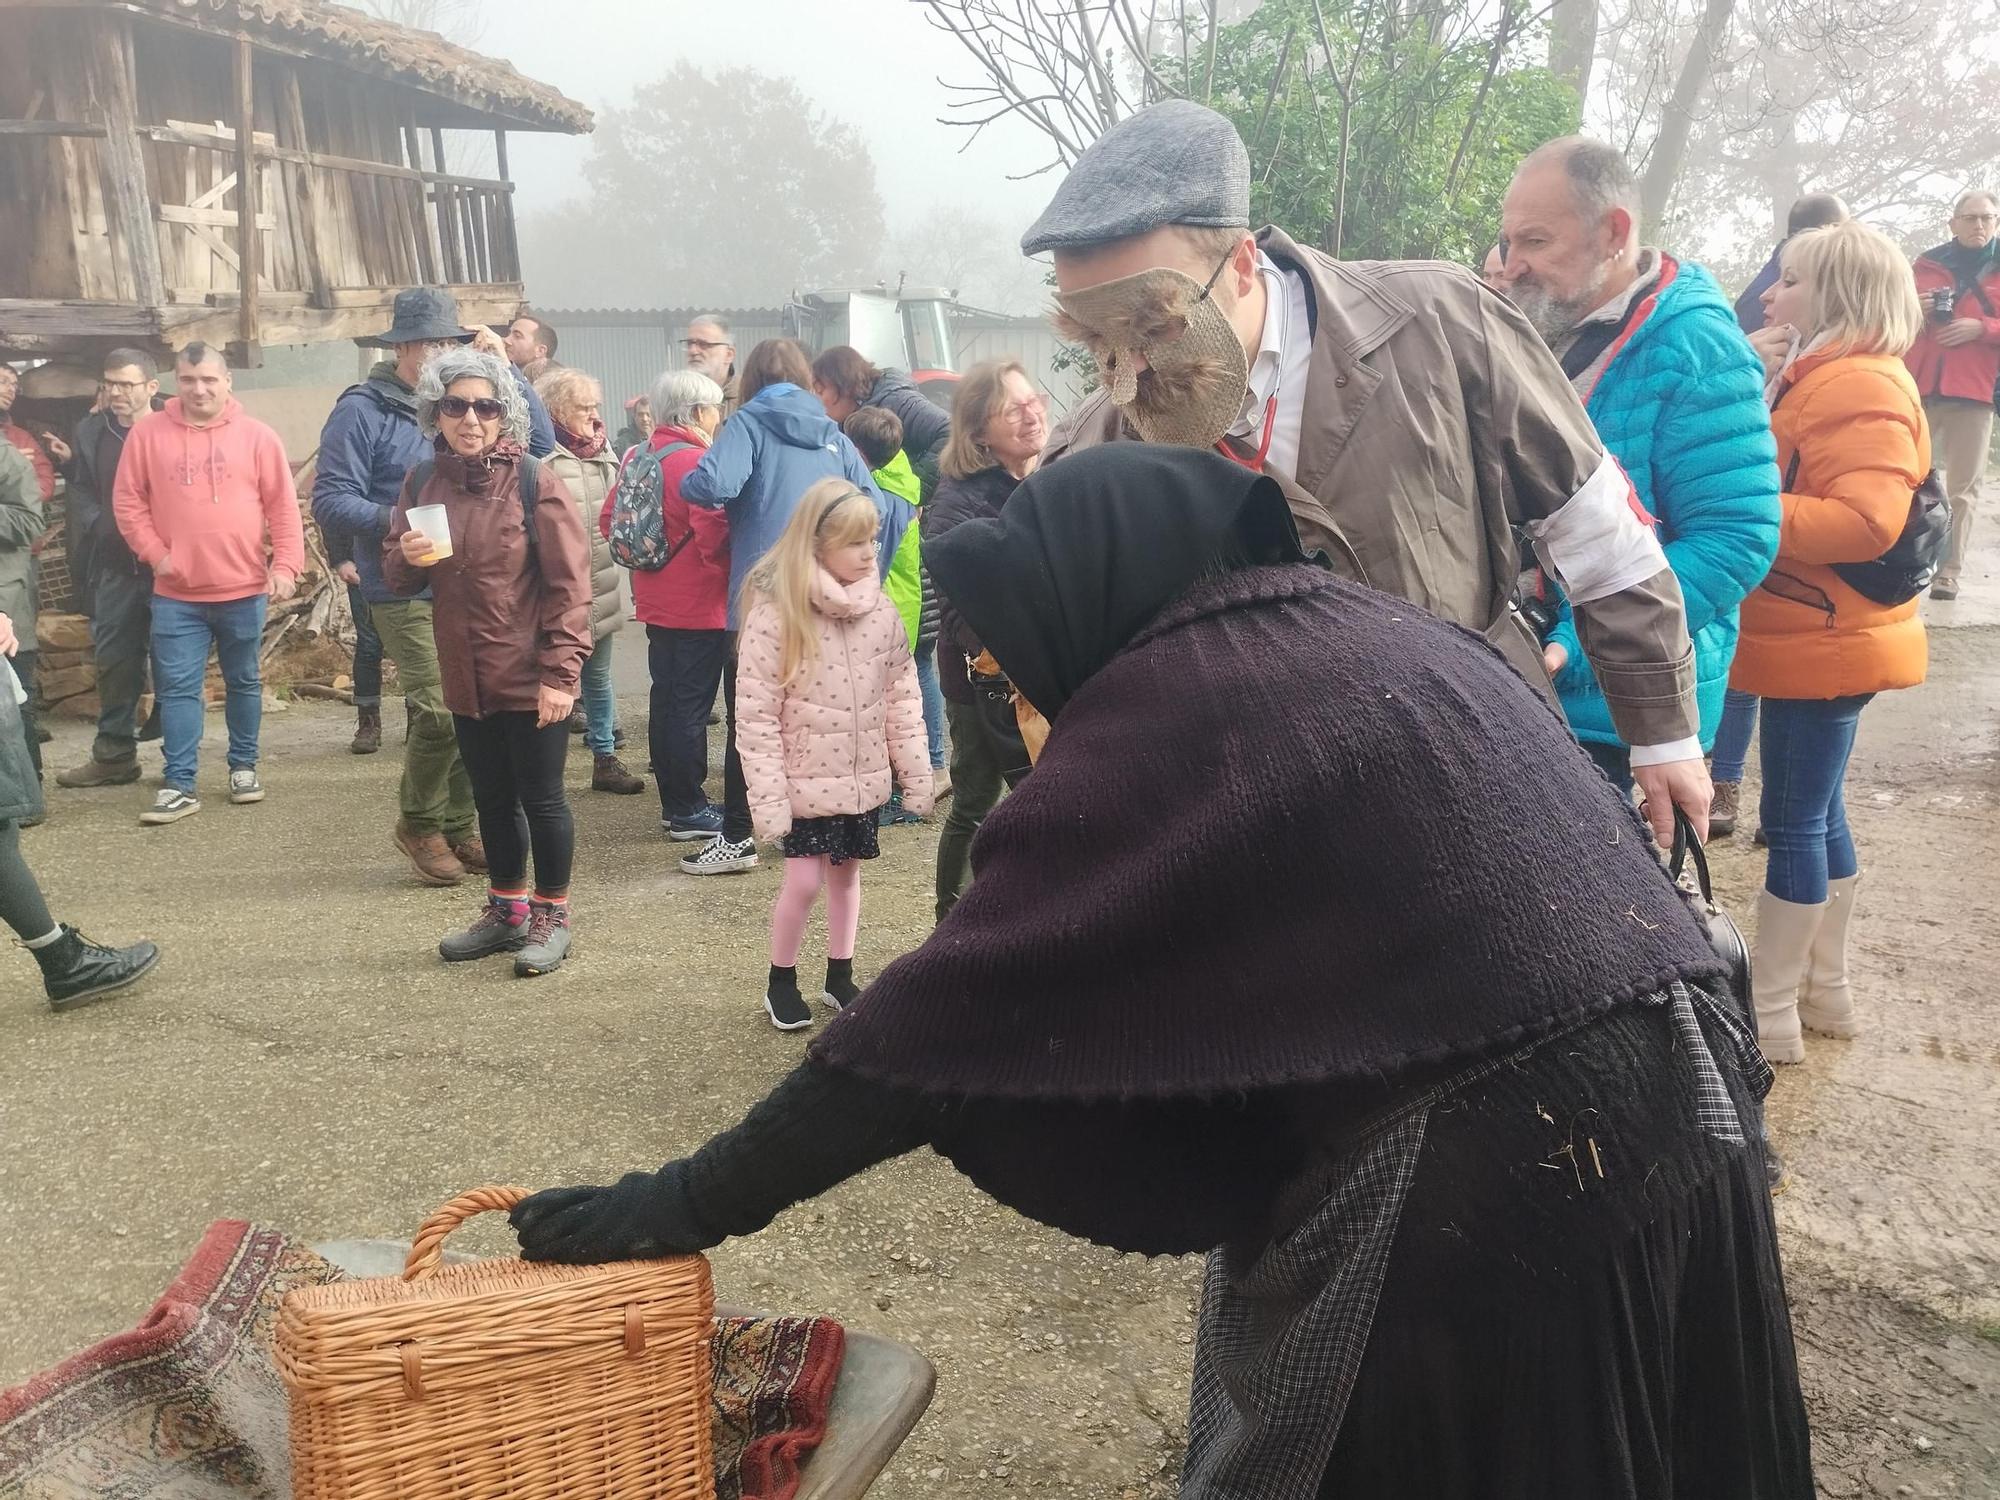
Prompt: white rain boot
<box><xmin>1752</xmin><ymin>890</ymin><xmax>1826</xmax><ymax>1065</ymax></box>
<box><xmin>1799</xmin><ymin>874</ymin><xmax>1861</xmax><ymax>1038</ymax></box>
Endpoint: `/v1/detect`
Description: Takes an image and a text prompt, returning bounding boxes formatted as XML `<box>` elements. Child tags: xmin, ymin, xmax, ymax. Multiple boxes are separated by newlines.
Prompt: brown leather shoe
<box><xmin>393</xmin><ymin>821</ymin><xmax>465</xmax><ymax>886</ymax></box>
<box><xmin>451</xmin><ymin>834</ymin><xmax>488</xmax><ymax>874</ymax></box>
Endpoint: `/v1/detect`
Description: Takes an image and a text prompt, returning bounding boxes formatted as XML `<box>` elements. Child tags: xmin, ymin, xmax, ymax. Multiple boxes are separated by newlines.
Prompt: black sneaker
<box><xmin>822</xmin><ymin>957</ymin><xmax>861</xmax><ymax>1011</ymax></box>
<box><xmin>140</xmin><ymin>787</ymin><xmax>200</xmax><ymax>825</ymax></box>
<box><xmin>765</xmin><ymin>966</ymin><xmax>813</xmax><ymax>1030</ymax></box>
<box><xmin>664</xmin><ymin>805</ymin><xmax>724</xmax><ymax>842</ymax></box>
<box><xmin>679</xmin><ymin>835</ymin><xmax>758</xmax><ymax>875</ymax></box>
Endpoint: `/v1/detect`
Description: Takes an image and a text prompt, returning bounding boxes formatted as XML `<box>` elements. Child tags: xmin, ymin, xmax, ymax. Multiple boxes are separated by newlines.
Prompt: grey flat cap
<box><xmin>1021</xmin><ymin>100</ymin><xmax>1251</xmax><ymax>256</ymax></box>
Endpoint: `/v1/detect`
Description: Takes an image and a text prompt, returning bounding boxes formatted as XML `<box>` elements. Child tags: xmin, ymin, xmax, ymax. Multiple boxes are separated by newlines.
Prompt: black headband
<box><xmin>817</xmin><ymin>490</ymin><xmax>868</xmax><ymax>531</ymax></box>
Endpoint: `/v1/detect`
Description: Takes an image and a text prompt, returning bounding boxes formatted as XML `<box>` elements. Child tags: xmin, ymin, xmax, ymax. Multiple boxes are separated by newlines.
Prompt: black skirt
<box><xmin>780</xmin><ymin>811</ymin><xmax>881</xmax><ymax>864</ymax></box>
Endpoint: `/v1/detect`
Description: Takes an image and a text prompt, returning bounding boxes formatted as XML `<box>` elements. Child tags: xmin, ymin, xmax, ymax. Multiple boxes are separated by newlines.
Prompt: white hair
<box><xmin>651</xmin><ymin>369</ymin><xmax>725</xmax><ymax>430</ymax></box>
<box><xmin>415</xmin><ymin>346</ymin><xmax>528</xmax><ymax>444</ymax></box>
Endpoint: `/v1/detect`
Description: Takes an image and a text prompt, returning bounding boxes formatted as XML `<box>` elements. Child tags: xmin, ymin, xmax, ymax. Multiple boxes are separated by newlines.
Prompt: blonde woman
<box><xmin>923</xmin><ymin>359</ymin><xmax>1047</xmax><ymax>920</ymax></box>
<box><xmin>1737</xmin><ymin>219</ymin><xmax>1931</xmax><ymax>1061</ymax></box>
<box><xmin>537</xmin><ymin>366</ymin><xmax>642</xmax><ymax>795</ymax></box>
<box><xmin>734</xmin><ymin>479</ymin><xmax>931</xmax><ymax>1029</ymax></box>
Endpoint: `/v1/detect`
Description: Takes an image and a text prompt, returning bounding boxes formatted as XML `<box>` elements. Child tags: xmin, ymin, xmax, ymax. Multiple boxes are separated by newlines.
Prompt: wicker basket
<box><xmin>276</xmin><ymin>1185</ymin><xmax>717</xmax><ymax>1500</ymax></box>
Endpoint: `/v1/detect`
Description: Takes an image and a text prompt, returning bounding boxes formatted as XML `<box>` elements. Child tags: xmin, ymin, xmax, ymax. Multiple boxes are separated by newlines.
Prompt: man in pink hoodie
<box><xmin>114</xmin><ymin>343</ymin><xmax>304</xmax><ymax>825</ymax></box>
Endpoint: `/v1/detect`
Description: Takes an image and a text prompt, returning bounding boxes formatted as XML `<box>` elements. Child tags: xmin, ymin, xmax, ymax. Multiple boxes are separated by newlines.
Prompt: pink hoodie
<box><xmin>735</xmin><ymin>569</ymin><xmax>932</xmax><ymax>841</ymax></box>
<box><xmin>113</xmin><ymin>398</ymin><xmax>304</xmax><ymax>603</ymax></box>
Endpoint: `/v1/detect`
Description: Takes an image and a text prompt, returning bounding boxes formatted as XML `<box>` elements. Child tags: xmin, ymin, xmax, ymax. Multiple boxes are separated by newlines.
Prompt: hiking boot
<box><xmin>228</xmin><ymin>768</ymin><xmax>265</xmax><ymax>805</ymax></box>
<box><xmin>1709</xmin><ymin>778</ymin><xmax>1741</xmax><ymax>837</ymax></box>
<box><xmin>450</xmin><ymin>835</ymin><xmax>488</xmax><ymax>874</ymax></box>
<box><xmin>439</xmin><ymin>894</ymin><xmax>531</xmax><ymax>962</ymax></box>
<box><xmin>1929</xmin><ymin>578</ymin><xmax>1959</xmax><ymax>601</ymax></box>
<box><xmin>612</xmin><ymin>726</ymin><xmax>627</xmax><ymax>751</ymax></box>
<box><xmin>591</xmin><ymin>753</ymin><xmax>644</xmax><ymax>795</ymax></box>
<box><xmin>822</xmin><ymin>957</ymin><xmax>861</xmax><ymax>1011</ymax></box>
<box><xmin>664</xmin><ymin>805</ymin><xmax>724</xmax><ymax>842</ymax></box>
<box><xmin>57</xmin><ymin>756</ymin><xmax>141</xmax><ymax>789</ymax></box>
<box><xmin>34</xmin><ymin>926</ymin><xmax>162</xmax><ymax>1012</ymax></box>
<box><xmin>140</xmin><ymin>787</ymin><xmax>200</xmax><ymax>825</ymax></box>
<box><xmin>514</xmin><ymin>900</ymin><xmax>572</xmax><ymax>977</ymax></box>
<box><xmin>765</xmin><ymin>965</ymin><xmax>813</xmax><ymax>1030</ymax></box>
<box><xmin>567</xmin><ymin>708</ymin><xmax>587</xmax><ymax>735</ymax></box>
<box><xmin>350</xmin><ymin>707</ymin><xmax>382</xmax><ymax>755</ymax></box>
<box><xmin>680</xmin><ymin>835</ymin><xmax>759</xmax><ymax>876</ymax></box>
<box><xmin>394</xmin><ymin>821</ymin><xmax>466</xmax><ymax>886</ymax></box>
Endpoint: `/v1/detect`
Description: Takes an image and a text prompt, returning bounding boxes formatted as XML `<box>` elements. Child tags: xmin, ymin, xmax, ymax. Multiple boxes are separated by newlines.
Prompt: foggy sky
<box><xmin>479</xmin><ymin>0</ymin><xmax>1063</xmax><ymax>265</ymax></box>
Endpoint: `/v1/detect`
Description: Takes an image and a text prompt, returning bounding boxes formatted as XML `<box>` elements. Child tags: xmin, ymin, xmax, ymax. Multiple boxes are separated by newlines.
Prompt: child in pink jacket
<box><xmin>736</xmin><ymin>478</ymin><xmax>932</xmax><ymax>1030</ymax></box>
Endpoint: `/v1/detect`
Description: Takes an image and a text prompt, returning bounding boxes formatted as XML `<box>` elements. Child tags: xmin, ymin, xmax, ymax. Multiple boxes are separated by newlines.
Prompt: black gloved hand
<box><xmin>509</xmin><ymin>1167</ymin><xmax>709</xmax><ymax>1264</ymax></box>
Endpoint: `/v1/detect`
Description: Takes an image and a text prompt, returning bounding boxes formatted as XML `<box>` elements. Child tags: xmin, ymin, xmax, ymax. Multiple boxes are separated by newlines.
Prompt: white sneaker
<box><xmin>140</xmin><ymin>787</ymin><xmax>200</xmax><ymax>825</ymax></box>
<box><xmin>228</xmin><ymin>768</ymin><xmax>265</xmax><ymax>805</ymax></box>
<box><xmin>679</xmin><ymin>835</ymin><xmax>759</xmax><ymax>876</ymax></box>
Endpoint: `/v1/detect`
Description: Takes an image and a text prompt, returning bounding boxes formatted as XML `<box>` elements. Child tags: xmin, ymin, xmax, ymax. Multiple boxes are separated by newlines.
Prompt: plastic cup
<box><xmin>407</xmin><ymin>504</ymin><xmax>453</xmax><ymax>561</ymax></box>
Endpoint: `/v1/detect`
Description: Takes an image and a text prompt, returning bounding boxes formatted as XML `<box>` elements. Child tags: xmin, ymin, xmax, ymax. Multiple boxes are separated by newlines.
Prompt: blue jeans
<box><xmin>1759</xmin><ymin>694</ymin><xmax>1872</xmax><ymax>904</ymax></box>
<box><xmin>348</xmin><ymin>583</ymin><xmax>382</xmax><ymax>710</ymax></box>
<box><xmin>1711</xmin><ymin>689</ymin><xmax>1758</xmax><ymax>781</ymax></box>
<box><xmin>915</xmin><ymin>640</ymin><xmax>946</xmax><ymax>770</ymax></box>
<box><xmin>581</xmin><ymin>638</ymin><xmax>618</xmax><ymax>757</ymax></box>
<box><xmin>1583</xmin><ymin>739</ymin><xmax>1633</xmax><ymax>795</ymax></box>
<box><xmin>151</xmin><ymin>593</ymin><xmax>267</xmax><ymax>792</ymax></box>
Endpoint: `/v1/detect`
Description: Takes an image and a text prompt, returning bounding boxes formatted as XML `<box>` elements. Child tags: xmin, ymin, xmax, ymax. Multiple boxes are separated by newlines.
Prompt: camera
<box><xmin>1929</xmin><ymin>287</ymin><xmax>1957</xmax><ymax>323</ymax></box>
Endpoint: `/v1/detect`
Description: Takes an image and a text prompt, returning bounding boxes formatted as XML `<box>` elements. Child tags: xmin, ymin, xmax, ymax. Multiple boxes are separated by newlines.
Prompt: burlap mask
<box><xmin>1055</xmin><ymin>259</ymin><xmax>1249</xmax><ymax>449</ymax></box>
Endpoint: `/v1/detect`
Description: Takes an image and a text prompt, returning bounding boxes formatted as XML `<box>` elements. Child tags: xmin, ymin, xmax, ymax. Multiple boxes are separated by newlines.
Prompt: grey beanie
<box><xmin>1020</xmin><ymin>100</ymin><xmax>1251</xmax><ymax>256</ymax></box>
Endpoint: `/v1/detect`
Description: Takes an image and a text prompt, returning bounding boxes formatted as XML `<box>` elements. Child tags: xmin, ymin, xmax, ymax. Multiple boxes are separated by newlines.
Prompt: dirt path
<box><xmin>0</xmin><ymin>590</ymin><xmax>1995</xmax><ymax>1497</ymax></box>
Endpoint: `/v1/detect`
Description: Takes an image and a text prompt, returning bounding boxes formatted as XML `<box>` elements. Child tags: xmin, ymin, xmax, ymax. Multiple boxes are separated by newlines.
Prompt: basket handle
<box><xmin>402</xmin><ymin>1185</ymin><xmax>531</xmax><ymax>1282</ymax></box>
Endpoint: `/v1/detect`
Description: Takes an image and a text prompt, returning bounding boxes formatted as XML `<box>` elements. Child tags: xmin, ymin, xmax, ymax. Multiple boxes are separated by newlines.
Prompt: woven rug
<box><xmin>0</xmin><ymin>1221</ymin><xmax>843</xmax><ymax>1500</ymax></box>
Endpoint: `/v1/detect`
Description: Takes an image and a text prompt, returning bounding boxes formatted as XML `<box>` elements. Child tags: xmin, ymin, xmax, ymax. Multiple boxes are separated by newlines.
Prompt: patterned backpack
<box><xmin>607</xmin><ymin>441</ymin><xmax>697</xmax><ymax>571</ymax></box>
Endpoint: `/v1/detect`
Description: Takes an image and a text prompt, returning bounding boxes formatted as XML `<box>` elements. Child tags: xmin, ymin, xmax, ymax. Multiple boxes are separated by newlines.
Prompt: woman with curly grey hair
<box><xmin>382</xmin><ymin>346</ymin><xmax>594</xmax><ymax>977</ymax></box>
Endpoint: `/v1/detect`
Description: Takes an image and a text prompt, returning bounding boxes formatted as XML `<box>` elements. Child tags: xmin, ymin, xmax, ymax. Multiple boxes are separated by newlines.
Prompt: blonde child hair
<box><xmin>740</xmin><ymin>477</ymin><xmax>880</xmax><ymax>687</ymax></box>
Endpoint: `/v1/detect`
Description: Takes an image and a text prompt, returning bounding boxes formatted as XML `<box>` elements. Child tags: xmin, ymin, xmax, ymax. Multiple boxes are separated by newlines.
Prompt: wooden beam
<box><xmin>402</xmin><ymin>126</ymin><xmax>437</xmax><ymax>284</ymax></box>
<box><xmin>0</xmin><ymin>121</ymin><xmax>107</xmax><ymax>139</ymax></box>
<box><xmin>89</xmin><ymin>15</ymin><xmax>167</xmax><ymax>308</ymax></box>
<box><xmin>232</xmin><ymin>36</ymin><xmax>261</xmax><ymax>363</ymax></box>
<box><xmin>158</xmin><ymin>204</ymin><xmax>276</xmax><ymax>230</ymax></box>
<box><xmin>280</xmin><ymin>67</ymin><xmax>332</xmax><ymax>307</ymax></box>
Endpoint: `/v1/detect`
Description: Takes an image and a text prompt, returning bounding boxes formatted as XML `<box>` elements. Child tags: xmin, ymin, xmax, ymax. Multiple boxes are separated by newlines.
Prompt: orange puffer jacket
<box><xmin>736</xmin><ymin>569</ymin><xmax>932</xmax><ymax>842</ymax></box>
<box><xmin>1731</xmin><ymin>351</ymin><xmax>1930</xmax><ymax>701</ymax></box>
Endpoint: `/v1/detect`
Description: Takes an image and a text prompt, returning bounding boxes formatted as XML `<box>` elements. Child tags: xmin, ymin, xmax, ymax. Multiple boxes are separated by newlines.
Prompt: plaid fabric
<box><xmin>1180</xmin><ymin>986</ymin><xmax>1770</xmax><ymax>1500</ymax></box>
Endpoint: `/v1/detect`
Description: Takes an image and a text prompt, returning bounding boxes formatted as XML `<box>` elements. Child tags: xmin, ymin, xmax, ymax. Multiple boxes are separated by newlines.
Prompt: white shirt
<box><xmin>1227</xmin><ymin>253</ymin><xmax>1312</xmax><ymax>480</ymax></box>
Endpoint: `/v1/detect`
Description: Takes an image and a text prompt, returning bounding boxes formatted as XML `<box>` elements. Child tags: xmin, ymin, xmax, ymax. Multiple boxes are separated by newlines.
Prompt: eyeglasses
<box><xmin>438</xmin><ymin>396</ymin><xmax>505</xmax><ymax>420</ymax></box>
<box><xmin>1957</xmin><ymin>213</ymin><xmax>1999</xmax><ymax>225</ymax></box>
<box><xmin>999</xmin><ymin>400</ymin><xmax>1042</xmax><ymax>426</ymax></box>
<box><xmin>681</xmin><ymin>338</ymin><xmax>730</xmax><ymax>353</ymax></box>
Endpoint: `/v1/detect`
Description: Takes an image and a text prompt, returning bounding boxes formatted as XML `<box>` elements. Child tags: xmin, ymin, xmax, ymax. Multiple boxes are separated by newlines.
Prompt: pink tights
<box><xmin>770</xmin><ymin>856</ymin><xmax>861</xmax><ymax>967</ymax></box>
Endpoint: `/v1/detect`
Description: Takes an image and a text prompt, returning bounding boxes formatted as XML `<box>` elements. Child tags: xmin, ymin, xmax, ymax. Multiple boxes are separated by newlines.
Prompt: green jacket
<box><xmin>875</xmin><ymin>450</ymin><xmax>924</xmax><ymax>648</ymax></box>
<box><xmin>0</xmin><ymin>443</ymin><xmax>42</xmax><ymax>646</ymax></box>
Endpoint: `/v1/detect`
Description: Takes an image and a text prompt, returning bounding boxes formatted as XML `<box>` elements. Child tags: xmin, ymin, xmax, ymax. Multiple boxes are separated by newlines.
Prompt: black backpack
<box><xmin>1778</xmin><ymin>447</ymin><xmax>1950</xmax><ymax>606</ymax></box>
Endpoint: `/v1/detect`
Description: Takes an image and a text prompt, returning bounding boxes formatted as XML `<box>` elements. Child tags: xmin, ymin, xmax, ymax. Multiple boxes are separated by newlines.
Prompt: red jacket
<box><xmin>1905</xmin><ymin>246</ymin><xmax>2000</xmax><ymax>404</ymax></box>
<box><xmin>113</xmin><ymin>398</ymin><xmax>304</xmax><ymax>603</ymax></box>
<box><xmin>599</xmin><ymin>426</ymin><xmax>730</xmax><ymax>632</ymax></box>
<box><xmin>2</xmin><ymin>425</ymin><xmax>53</xmax><ymax>504</ymax></box>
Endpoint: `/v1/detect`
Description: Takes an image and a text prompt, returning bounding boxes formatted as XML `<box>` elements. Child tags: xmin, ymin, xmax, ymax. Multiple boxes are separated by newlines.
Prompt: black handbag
<box><xmin>1780</xmin><ymin>448</ymin><xmax>1951</xmax><ymax>607</ymax></box>
<box><xmin>1669</xmin><ymin>808</ymin><xmax>1753</xmax><ymax>1032</ymax></box>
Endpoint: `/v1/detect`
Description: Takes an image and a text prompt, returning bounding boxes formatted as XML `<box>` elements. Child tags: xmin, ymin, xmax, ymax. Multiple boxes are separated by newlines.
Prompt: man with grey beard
<box><xmin>1497</xmin><ymin>136</ymin><xmax>1778</xmax><ymax>795</ymax></box>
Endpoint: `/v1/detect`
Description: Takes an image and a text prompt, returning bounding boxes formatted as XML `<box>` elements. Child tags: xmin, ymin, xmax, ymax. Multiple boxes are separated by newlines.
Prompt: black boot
<box><xmin>33</xmin><ymin>926</ymin><xmax>162</xmax><ymax>1012</ymax></box>
<box><xmin>350</xmin><ymin>707</ymin><xmax>382</xmax><ymax>755</ymax></box>
<box><xmin>822</xmin><ymin>957</ymin><xmax>861</xmax><ymax>1012</ymax></box>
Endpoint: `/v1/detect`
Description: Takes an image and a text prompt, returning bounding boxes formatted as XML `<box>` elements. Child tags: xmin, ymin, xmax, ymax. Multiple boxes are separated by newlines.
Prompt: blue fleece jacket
<box><xmin>681</xmin><ymin>383</ymin><xmax>913</xmax><ymax>628</ymax></box>
<box><xmin>1547</xmin><ymin>257</ymin><xmax>1780</xmax><ymax>750</ymax></box>
<box><xmin>310</xmin><ymin>372</ymin><xmax>430</xmax><ymax>603</ymax></box>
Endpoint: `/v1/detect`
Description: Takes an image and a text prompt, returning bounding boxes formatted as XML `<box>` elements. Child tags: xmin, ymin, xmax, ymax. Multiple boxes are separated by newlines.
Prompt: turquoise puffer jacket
<box><xmin>1546</xmin><ymin>256</ymin><xmax>1780</xmax><ymax>750</ymax></box>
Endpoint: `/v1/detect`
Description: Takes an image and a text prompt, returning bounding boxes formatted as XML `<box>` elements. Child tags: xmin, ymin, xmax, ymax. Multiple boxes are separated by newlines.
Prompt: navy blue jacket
<box><xmin>312</xmin><ymin>371</ymin><xmax>430</xmax><ymax>603</ymax></box>
<box><xmin>519</xmin><ymin>371</ymin><xmax>556</xmax><ymax>458</ymax></box>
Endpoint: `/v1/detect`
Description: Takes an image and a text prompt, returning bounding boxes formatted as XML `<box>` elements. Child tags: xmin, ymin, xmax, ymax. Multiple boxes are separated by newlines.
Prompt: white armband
<box><xmin>1523</xmin><ymin>454</ymin><xmax>1667</xmax><ymax>605</ymax></box>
